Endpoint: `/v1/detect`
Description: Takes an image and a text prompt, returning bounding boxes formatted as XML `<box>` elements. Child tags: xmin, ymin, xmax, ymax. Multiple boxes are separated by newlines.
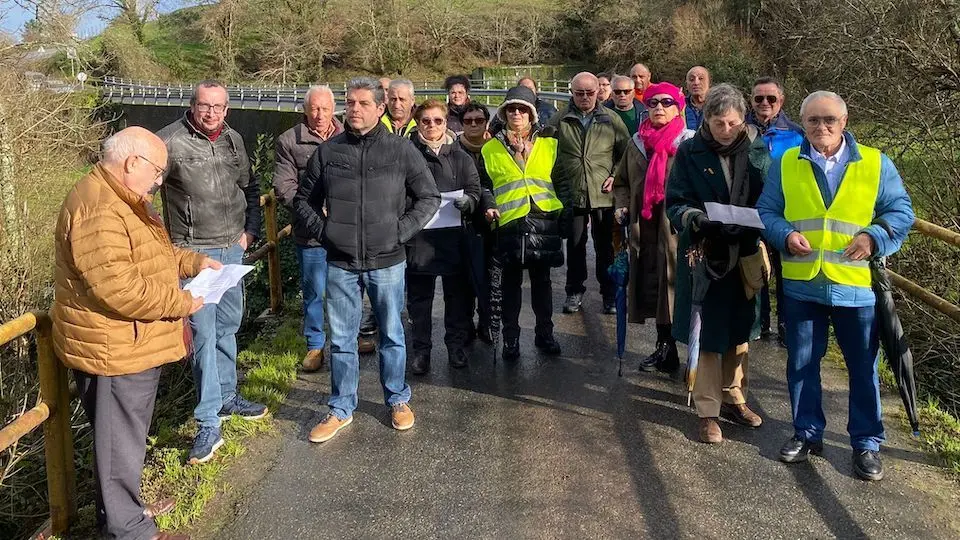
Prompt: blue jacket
<box><xmin>684</xmin><ymin>96</ymin><xmax>703</xmax><ymax>130</ymax></box>
<box><xmin>746</xmin><ymin>111</ymin><xmax>805</xmax><ymax>160</ymax></box>
<box><xmin>757</xmin><ymin>132</ymin><xmax>914</xmax><ymax>307</ymax></box>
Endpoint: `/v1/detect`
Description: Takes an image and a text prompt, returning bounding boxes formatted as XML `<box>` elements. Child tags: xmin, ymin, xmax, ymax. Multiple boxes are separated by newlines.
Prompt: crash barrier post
<box><xmin>0</xmin><ymin>312</ymin><xmax>77</xmax><ymax>536</ymax></box>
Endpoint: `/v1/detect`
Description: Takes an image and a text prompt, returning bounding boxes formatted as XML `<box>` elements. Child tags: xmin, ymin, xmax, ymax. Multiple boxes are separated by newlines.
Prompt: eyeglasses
<box><xmin>573</xmin><ymin>90</ymin><xmax>597</xmax><ymax>97</ymax></box>
<box><xmin>803</xmin><ymin>116</ymin><xmax>842</xmax><ymax>127</ymax></box>
<box><xmin>753</xmin><ymin>95</ymin><xmax>778</xmax><ymax>105</ymax></box>
<box><xmin>195</xmin><ymin>103</ymin><xmax>227</xmax><ymax>114</ymax></box>
<box><xmin>612</xmin><ymin>89</ymin><xmax>633</xmax><ymax>96</ymax></box>
<box><xmin>505</xmin><ymin>104</ymin><xmax>529</xmax><ymax>114</ymax></box>
<box><xmin>462</xmin><ymin>117</ymin><xmax>487</xmax><ymax>126</ymax></box>
<box><xmin>137</xmin><ymin>155</ymin><xmax>166</xmax><ymax>179</ymax></box>
<box><xmin>419</xmin><ymin>117</ymin><xmax>445</xmax><ymax>126</ymax></box>
<box><xmin>645</xmin><ymin>97</ymin><xmax>678</xmax><ymax>109</ymax></box>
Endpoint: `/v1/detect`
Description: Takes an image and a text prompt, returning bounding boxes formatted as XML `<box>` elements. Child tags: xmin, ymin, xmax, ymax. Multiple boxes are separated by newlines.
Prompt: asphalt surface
<box><xmin>219</xmin><ymin>254</ymin><xmax>959</xmax><ymax>539</ymax></box>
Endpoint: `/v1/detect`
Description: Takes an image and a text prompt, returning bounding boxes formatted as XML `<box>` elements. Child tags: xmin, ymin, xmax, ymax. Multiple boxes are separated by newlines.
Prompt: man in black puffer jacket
<box><xmin>293</xmin><ymin>77</ymin><xmax>440</xmax><ymax>443</ymax></box>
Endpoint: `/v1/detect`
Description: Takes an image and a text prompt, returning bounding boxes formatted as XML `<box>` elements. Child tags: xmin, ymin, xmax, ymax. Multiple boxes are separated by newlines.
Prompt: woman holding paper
<box><xmin>406</xmin><ymin>99</ymin><xmax>482</xmax><ymax>375</ymax></box>
<box><xmin>665</xmin><ymin>84</ymin><xmax>771</xmax><ymax>444</ymax></box>
<box><xmin>613</xmin><ymin>81</ymin><xmax>695</xmax><ymax>374</ymax></box>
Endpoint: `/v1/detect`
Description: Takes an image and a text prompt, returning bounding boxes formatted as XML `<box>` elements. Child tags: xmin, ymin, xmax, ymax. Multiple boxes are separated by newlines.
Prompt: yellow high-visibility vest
<box><xmin>380</xmin><ymin>114</ymin><xmax>417</xmax><ymax>138</ymax></box>
<box><xmin>780</xmin><ymin>144</ymin><xmax>881</xmax><ymax>287</ymax></box>
<box><xmin>481</xmin><ymin>137</ymin><xmax>563</xmax><ymax>227</ymax></box>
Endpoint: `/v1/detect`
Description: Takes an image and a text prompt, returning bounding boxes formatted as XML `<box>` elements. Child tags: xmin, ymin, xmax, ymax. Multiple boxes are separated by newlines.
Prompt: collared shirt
<box><xmin>809</xmin><ymin>138</ymin><xmax>849</xmax><ymax>196</ymax></box>
<box><xmin>575</xmin><ymin>106</ymin><xmax>597</xmax><ymax>130</ymax></box>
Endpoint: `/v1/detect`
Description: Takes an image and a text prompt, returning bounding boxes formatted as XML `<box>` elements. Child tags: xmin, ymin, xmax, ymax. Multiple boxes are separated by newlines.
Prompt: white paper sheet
<box><xmin>704</xmin><ymin>202</ymin><xmax>765</xmax><ymax>229</ymax></box>
<box><xmin>183</xmin><ymin>264</ymin><xmax>255</xmax><ymax>304</ymax></box>
<box><xmin>424</xmin><ymin>189</ymin><xmax>465</xmax><ymax>230</ymax></box>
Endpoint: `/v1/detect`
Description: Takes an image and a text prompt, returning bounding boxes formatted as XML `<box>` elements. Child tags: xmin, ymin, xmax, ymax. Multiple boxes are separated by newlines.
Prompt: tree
<box><xmin>102</xmin><ymin>0</ymin><xmax>162</xmax><ymax>44</ymax></box>
<box><xmin>200</xmin><ymin>0</ymin><xmax>248</xmax><ymax>81</ymax></box>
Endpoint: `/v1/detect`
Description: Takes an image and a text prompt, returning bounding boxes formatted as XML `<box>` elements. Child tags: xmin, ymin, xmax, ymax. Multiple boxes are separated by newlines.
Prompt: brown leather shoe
<box><xmin>143</xmin><ymin>497</ymin><xmax>176</xmax><ymax>520</ymax></box>
<box><xmin>391</xmin><ymin>403</ymin><xmax>415</xmax><ymax>431</ymax></box>
<box><xmin>358</xmin><ymin>334</ymin><xmax>377</xmax><ymax>354</ymax></box>
<box><xmin>150</xmin><ymin>533</ymin><xmax>189</xmax><ymax>540</ymax></box>
<box><xmin>722</xmin><ymin>402</ymin><xmax>763</xmax><ymax>428</ymax></box>
<box><xmin>308</xmin><ymin>413</ymin><xmax>353</xmax><ymax>443</ymax></box>
<box><xmin>302</xmin><ymin>349</ymin><xmax>325</xmax><ymax>372</ymax></box>
<box><xmin>699</xmin><ymin>417</ymin><xmax>723</xmax><ymax>444</ymax></box>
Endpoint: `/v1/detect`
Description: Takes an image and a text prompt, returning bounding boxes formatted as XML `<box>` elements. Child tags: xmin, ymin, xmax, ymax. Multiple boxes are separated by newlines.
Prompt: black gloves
<box><xmin>693</xmin><ymin>213</ymin><xmax>723</xmax><ymax>240</ymax></box>
<box><xmin>453</xmin><ymin>195</ymin><xmax>474</xmax><ymax>214</ymax></box>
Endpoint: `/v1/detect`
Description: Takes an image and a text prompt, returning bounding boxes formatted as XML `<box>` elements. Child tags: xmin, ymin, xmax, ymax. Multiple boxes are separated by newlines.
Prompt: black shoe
<box><xmin>779</xmin><ymin>435</ymin><xmax>824</xmax><ymax>463</ymax></box>
<box><xmin>657</xmin><ymin>341</ymin><xmax>680</xmax><ymax>373</ymax></box>
<box><xmin>639</xmin><ymin>342</ymin><xmax>665</xmax><ymax>372</ymax></box>
<box><xmin>534</xmin><ymin>335</ymin><xmax>562</xmax><ymax>355</ymax></box>
<box><xmin>759</xmin><ymin>324</ymin><xmax>772</xmax><ymax>340</ymax></box>
<box><xmin>448</xmin><ymin>348</ymin><xmax>468</xmax><ymax>369</ymax></box>
<box><xmin>562</xmin><ymin>294</ymin><xmax>583</xmax><ymax>313</ymax></box>
<box><xmin>502</xmin><ymin>339</ymin><xmax>520</xmax><ymax>362</ymax></box>
<box><xmin>410</xmin><ymin>352</ymin><xmax>430</xmax><ymax>375</ymax></box>
<box><xmin>776</xmin><ymin>325</ymin><xmax>787</xmax><ymax>349</ymax></box>
<box><xmin>602</xmin><ymin>302</ymin><xmax>616</xmax><ymax>315</ymax></box>
<box><xmin>465</xmin><ymin>326</ymin><xmax>477</xmax><ymax>345</ymax></box>
<box><xmin>476</xmin><ymin>323</ymin><xmax>493</xmax><ymax>344</ymax></box>
<box><xmin>853</xmin><ymin>450</ymin><xmax>884</xmax><ymax>481</ymax></box>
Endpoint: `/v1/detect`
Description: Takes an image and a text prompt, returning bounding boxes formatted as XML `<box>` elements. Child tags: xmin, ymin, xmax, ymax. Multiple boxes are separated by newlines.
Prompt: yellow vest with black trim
<box><xmin>481</xmin><ymin>137</ymin><xmax>563</xmax><ymax>227</ymax></box>
<box><xmin>780</xmin><ymin>144</ymin><xmax>882</xmax><ymax>287</ymax></box>
<box><xmin>380</xmin><ymin>114</ymin><xmax>417</xmax><ymax>138</ymax></box>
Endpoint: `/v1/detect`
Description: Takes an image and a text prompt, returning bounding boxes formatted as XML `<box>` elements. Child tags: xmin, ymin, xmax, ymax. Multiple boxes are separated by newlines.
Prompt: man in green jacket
<box><xmin>550</xmin><ymin>72</ymin><xmax>630</xmax><ymax>314</ymax></box>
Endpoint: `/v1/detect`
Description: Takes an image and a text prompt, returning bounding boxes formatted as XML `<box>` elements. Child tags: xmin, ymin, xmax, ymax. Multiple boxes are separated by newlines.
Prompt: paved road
<box><xmin>218</xmin><ymin>262</ymin><xmax>959</xmax><ymax>539</ymax></box>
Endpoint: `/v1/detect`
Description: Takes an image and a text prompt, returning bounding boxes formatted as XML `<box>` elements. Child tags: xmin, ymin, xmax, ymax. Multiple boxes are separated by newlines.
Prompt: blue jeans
<box><xmin>782</xmin><ymin>296</ymin><xmax>884</xmax><ymax>451</ymax></box>
<box><xmin>326</xmin><ymin>261</ymin><xmax>410</xmax><ymax>419</ymax></box>
<box><xmin>296</xmin><ymin>245</ymin><xmax>328</xmax><ymax>350</ymax></box>
<box><xmin>188</xmin><ymin>244</ymin><xmax>245</xmax><ymax>429</ymax></box>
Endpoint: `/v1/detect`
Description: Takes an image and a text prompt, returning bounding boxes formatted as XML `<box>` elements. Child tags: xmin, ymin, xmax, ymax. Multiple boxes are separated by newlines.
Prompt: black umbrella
<box><xmin>871</xmin><ymin>258</ymin><xmax>920</xmax><ymax>436</ymax></box>
<box><xmin>462</xmin><ymin>218</ymin><xmax>490</xmax><ymax>317</ymax></box>
<box><xmin>488</xmin><ymin>219</ymin><xmax>503</xmax><ymax>364</ymax></box>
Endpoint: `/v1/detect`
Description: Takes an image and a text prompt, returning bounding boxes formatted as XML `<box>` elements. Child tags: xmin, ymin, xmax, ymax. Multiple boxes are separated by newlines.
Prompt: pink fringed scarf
<box><xmin>639</xmin><ymin>115</ymin><xmax>685</xmax><ymax>219</ymax></box>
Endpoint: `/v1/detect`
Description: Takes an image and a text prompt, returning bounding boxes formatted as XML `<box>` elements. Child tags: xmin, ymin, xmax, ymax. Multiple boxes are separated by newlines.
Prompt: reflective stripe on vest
<box><xmin>380</xmin><ymin>115</ymin><xmax>417</xmax><ymax>137</ymax></box>
<box><xmin>780</xmin><ymin>145</ymin><xmax>881</xmax><ymax>287</ymax></box>
<box><xmin>481</xmin><ymin>137</ymin><xmax>563</xmax><ymax>227</ymax></box>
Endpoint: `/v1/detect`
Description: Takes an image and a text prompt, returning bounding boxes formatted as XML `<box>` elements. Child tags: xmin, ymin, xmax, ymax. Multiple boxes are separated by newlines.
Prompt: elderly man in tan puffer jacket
<box><xmin>52</xmin><ymin>126</ymin><xmax>219</xmax><ymax>540</ymax></box>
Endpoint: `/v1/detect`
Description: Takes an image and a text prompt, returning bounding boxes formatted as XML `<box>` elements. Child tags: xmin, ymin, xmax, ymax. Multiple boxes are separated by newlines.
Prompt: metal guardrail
<box><xmin>0</xmin><ymin>312</ymin><xmax>76</xmax><ymax>536</ymax></box>
<box><xmin>99</xmin><ymin>76</ymin><xmax>572</xmax><ymax>113</ymax></box>
<box><xmin>888</xmin><ymin>218</ymin><xmax>960</xmax><ymax>324</ymax></box>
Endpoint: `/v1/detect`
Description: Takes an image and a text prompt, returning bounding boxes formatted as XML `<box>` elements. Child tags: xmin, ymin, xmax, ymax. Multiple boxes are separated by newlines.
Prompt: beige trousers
<box><xmin>693</xmin><ymin>343</ymin><xmax>749</xmax><ymax>418</ymax></box>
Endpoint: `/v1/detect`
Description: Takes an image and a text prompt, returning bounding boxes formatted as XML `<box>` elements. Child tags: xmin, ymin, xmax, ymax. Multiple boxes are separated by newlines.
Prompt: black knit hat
<box><xmin>496</xmin><ymin>85</ymin><xmax>539</xmax><ymax>125</ymax></box>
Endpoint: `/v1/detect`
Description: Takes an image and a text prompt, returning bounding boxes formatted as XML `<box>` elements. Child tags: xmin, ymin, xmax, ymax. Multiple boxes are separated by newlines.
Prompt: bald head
<box><xmin>571</xmin><ymin>72</ymin><xmax>599</xmax><ymax>113</ymax></box>
<box><xmin>629</xmin><ymin>63</ymin><xmax>652</xmax><ymax>92</ymax></box>
<box><xmin>101</xmin><ymin>127</ymin><xmax>168</xmax><ymax>196</ymax></box>
<box><xmin>686</xmin><ymin>66</ymin><xmax>711</xmax><ymax>101</ymax></box>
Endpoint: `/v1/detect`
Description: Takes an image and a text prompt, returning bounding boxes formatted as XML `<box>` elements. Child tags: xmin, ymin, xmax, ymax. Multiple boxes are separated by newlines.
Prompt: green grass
<box><xmin>135</xmin><ymin>309</ymin><xmax>304</xmax><ymax>533</ymax></box>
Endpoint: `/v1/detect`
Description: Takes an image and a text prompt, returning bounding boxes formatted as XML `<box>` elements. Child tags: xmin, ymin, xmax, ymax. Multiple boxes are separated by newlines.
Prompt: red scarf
<box><xmin>638</xmin><ymin>115</ymin><xmax>685</xmax><ymax>219</ymax></box>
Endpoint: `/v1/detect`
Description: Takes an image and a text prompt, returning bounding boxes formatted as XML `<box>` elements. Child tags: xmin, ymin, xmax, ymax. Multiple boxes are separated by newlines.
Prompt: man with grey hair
<box><xmin>550</xmin><ymin>71</ymin><xmax>630</xmax><ymax>315</ymax></box>
<box><xmin>296</xmin><ymin>77</ymin><xmax>439</xmax><ymax>443</ymax></box>
<box><xmin>157</xmin><ymin>80</ymin><xmax>267</xmax><ymax>466</ymax></box>
<box><xmin>274</xmin><ymin>85</ymin><xmax>344</xmax><ymax>372</ymax></box>
<box><xmin>758</xmin><ymin>90</ymin><xmax>914</xmax><ymax>480</ymax></box>
<box><xmin>606</xmin><ymin>74</ymin><xmax>645</xmax><ymax>134</ymax></box>
<box><xmin>684</xmin><ymin>66</ymin><xmax>711</xmax><ymax>129</ymax></box>
<box><xmin>381</xmin><ymin>78</ymin><xmax>417</xmax><ymax>137</ymax></box>
<box><xmin>54</xmin><ymin>127</ymin><xmax>217</xmax><ymax>539</ymax></box>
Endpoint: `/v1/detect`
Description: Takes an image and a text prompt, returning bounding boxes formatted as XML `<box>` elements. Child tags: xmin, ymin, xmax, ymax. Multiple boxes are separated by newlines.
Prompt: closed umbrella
<box><xmin>871</xmin><ymin>258</ymin><xmax>920</xmax><ymax>435</ymax></box>
<box><xmin>488</xmin><ymin>219</ymin><xmax>504</xmax><ymax>364</ymax></box>
<box><xmin>607</xmin><ymin>224</ymin><xmax>630</xmax><ymax>376</ymax></box>
<box><xmin>685</xmin><ymin>248</ymin><xmax>711</xmax><ymax>407</ymax></box>
<box><xmin>462</xmin><ymin>217</ymin><xmax>490</xmax><ymax>320</ymax></box>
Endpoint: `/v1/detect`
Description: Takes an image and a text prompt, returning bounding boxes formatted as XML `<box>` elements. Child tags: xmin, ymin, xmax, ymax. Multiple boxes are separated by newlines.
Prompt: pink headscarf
<box><xmin>638</xmin><ymin>82</ymin><xmax>686</xmax><ymax>220</ymax></box>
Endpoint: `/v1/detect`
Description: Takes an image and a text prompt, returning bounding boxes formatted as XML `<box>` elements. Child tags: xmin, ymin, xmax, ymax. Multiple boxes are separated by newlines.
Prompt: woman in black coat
<box><xmin>406</xmin><ymin>99</ymin><xmax>482</xmax><ymax>374</ymax></box>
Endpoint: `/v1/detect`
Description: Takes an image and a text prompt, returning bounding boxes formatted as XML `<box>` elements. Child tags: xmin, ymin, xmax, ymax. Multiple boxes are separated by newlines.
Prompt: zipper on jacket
<box><xmin>359</xmin><ymin>139</ymin><xmax>366</xmax><ymax>269</ymax></box>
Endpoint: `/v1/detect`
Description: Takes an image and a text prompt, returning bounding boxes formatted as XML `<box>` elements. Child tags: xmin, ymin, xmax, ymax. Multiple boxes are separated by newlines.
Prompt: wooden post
<box><xmin>265</xmin><ymin>194</ymin><xmax>283</xmax><ymax>314</ymax></box>
<box><xmin>34</xmin><ymin>312</ymin><xmax>77</xmax><ymax>535</ymax></box>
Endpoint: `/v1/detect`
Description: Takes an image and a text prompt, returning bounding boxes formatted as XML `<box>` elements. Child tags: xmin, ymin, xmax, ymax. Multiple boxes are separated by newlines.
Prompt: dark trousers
<box><xmin>760</xmin><ymin>244</ymin><xmax>785</xmax><ymax>332</ymax></box>
<box><xmin>565</xmin><ymin>207</ymin><xmax>615</xmax><ymax>301</ymax></box>
<box><xmin>407</xmin><ymin>273</ymin><xmax>473</xmax><ymax>354</ymax></box>
<box><xmin>75</xmin><ymin>367</ymin><xmax>161</xmax><ymax>540</ymax></box>
<box><xmin>502</xmin><ymin>261</ymin><xmax>554</xmax><ymax>341</ymax></box>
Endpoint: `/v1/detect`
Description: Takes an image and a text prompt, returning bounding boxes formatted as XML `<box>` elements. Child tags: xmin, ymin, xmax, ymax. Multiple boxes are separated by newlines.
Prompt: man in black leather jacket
<box><xmin>157</xmin><ymin>80</ymin><xmax>266</xmax><ymax>466</ymax></box>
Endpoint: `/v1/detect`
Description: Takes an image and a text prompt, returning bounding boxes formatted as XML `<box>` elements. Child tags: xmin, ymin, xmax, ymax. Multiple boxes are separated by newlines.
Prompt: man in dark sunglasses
<box><xmin>605</xmin><ymin>75</ymin><xmax>646</xmax><ymax>135</ymax></box>
<box><xmin>549</xmin><ymin>71</ymin><xmax>630</xmax><ymax>315</ymax></box>
<box><xmin>746</xmin><ymin>77</ymin><xmax>805</xmax><ymax>346</ymax></box>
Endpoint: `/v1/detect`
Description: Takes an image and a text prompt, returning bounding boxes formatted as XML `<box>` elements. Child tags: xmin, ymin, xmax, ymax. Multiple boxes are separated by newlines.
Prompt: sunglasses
<box><xmin>419</xmin><ymin>117</ymin><xmax>445</xmax><ymax>126</ymax></box>
<box><xmin>505</xmin><ymin>104</ymin><xmax>529</xmax><ymax>114</ymax></box>
<box><xmin>645</xmin><ymin>97</ymin><xmax>678</xmax><ymax>109</ymax></box>
<box><xmin>612</xmin><ymin>89</ymin><xmax>633</xmax><ymax>96</ymax></box>
<box><xmin>462</xmin><ymin>117</ymin><xmax>487</xmax><ymax>126</ymax></box>
<box><xmin>753</xmin><ymin>95</ymin><xmax>778</xmax><ymax>105</ymax></box>
<box><xmin>573</xmin><ymin>90</ymin><xmax>597</xmax><ymax>97</ymax></box>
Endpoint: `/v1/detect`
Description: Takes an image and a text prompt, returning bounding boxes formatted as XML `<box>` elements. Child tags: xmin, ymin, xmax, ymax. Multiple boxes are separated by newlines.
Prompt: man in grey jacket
<box><xmin>157</xmin><ymin>80</ymin><xmax>267</xmax><ymax>466</ymax></box>
<box><xmin>274</xmin><ymin>85</ymin><xmax>344</xmax><ymax>372</ymax></box>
